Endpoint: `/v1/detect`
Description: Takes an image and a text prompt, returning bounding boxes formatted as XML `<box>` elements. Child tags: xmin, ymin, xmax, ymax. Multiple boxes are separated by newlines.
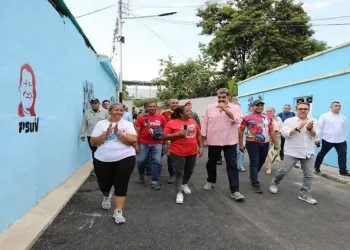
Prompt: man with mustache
<box><xmin>202</xmin><ymin>88</ymin><xmax>245</xmax><ymax>201</ymax></box>
<box><xmin>18</xmin><ymin>64</ymin><xmax>37</xmax><ymax>117</ymax></box>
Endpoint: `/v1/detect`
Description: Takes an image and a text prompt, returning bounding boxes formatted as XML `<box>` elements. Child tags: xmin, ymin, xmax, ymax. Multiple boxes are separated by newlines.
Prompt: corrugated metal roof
<box><xmin>49</xmin><ymin>0</ymin><xmax>97</xmax><ymax>53</ymax></box>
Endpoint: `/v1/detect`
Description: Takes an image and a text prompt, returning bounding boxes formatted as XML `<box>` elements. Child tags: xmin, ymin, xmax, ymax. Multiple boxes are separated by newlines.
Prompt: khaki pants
<box><xmin>265</xmin><ymin>134</ymin><xmax>281</xmax><ymax>170</ymax></box>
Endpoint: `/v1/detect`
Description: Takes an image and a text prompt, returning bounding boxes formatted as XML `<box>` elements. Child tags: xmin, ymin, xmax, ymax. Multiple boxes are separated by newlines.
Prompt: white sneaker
<box><xmin>101</xmin><ymin>193</ymin><xmax>112</xmax><ymax>210</ymax></box>
<box><xmin>231</xmin><ymin>192</ymin><xmax>245</xmax><ymax>201</ymax></box>
<box><xmin>298</xmin><ymin>194</ymin><xmax>317</xmax><ymax>205</ymax></box>
<box><xmin>266</xmin><ymin>169</ymin><xmax>272</xmax><ymax>174</ymax></box>
<box><xmin>269</xmin><ymin>182</ymin><xmax>278</xmax><ymax>194</ymax></box>
<box><xmin>203</xmin><ymin>182</ymin><xmax>215</xmax><ymax>190</ymax></box>
<box><xmin>182</xmin><ymin>184</ymin><xmax>191</xmax><ymax>194</ymax></box>
<box><xmin>113</xmin><ymin>209</ymin><xmax>126</xmax><ymax>224</ymax></box>
<box><xmin>176</xmin><ymin>193</ymin><xmax>184</xmax><ymax>204</ymax></box>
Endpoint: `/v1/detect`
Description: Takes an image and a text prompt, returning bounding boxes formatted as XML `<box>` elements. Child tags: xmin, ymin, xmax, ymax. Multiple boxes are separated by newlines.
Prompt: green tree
<box><xmin>122</xmin><ymin>85</ymin><xmax>129</xmax><ymax>100</ymax></box>
<box><xmin>197</xmin><ymin>0</ymin><xmax>328</xmax><ymax>80</ymax></box>
<box><xmin>152</xmin><ymin>56</ymin><xmax>225</xmax><ymax>103</ymax></box>
<box><xmin>132</xmin><ymin>98</ymin><xmax>159</xmax><ymax>108</ymax></box>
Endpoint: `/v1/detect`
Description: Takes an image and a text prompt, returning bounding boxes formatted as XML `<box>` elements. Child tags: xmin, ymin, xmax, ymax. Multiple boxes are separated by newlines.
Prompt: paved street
<box><xmin>32</xmin><ymin>153</ymin><xmax>350</xmax><ymax>250</ymax></box>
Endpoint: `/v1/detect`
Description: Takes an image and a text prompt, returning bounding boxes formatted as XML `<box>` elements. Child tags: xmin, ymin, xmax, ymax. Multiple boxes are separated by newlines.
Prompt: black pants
<box><xmin>93</xmin><ymin>156</ymin><xmax>136</xmax><ymax>196</ymax></box>
<box><xmin>170</xmin><ymin>153</ymin><xmax>197</xmax><ymax>193</ymax></box>
<box><xmin>315</xmin><ymin>140</ymin><xmax>347</xmax><ymax>173</ymax></box>
<box><xmin>206</xmin><ymin>145</ymin><xmax>239</xmax><ymax>193</ymax></box>
<box><xmin>280</xmin><ymin>136</ymin><xmax>285</xmax><ymax>160</ymax></box>
<box><xmin>87</xmin><ymin>136</ymin><xmax>97</xmax><ymax>158</ymax></box>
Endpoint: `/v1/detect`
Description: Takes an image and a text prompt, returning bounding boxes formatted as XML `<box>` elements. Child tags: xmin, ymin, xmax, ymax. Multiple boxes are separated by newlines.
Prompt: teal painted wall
<box><xmin>0</xmin><ymin>0</ymin><xmax>117</xmax><ymax>232</ymax></box>
<box><xmin>239</xmin><ymin>45</ymin><xmax>350</xmax><ymax>95</ymax></box>
<box><xmin>238</xmin><ymin>44</ymin><xmax>350</xmax><ymax>170</ymax></box>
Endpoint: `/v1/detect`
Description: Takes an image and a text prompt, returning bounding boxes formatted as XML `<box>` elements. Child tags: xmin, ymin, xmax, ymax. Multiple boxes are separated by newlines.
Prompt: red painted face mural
<box><xmin>18</xmin><ymin>64</ymin><xmax>37</xmax><ymax>117</ymax></box>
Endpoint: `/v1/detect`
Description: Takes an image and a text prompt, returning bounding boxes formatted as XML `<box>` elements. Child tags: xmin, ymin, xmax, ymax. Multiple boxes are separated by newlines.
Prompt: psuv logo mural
<box><xmin>18</xmin><ymin>64</ymin><xmax>39</xmax><ymax>133</ymax></box>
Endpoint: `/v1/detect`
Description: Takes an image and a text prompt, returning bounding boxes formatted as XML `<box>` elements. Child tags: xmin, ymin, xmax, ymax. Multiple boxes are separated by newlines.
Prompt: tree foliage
<box><xmin>132</xmin><ymin>98</ymin><xmax>159</xmax><ymax>108</ymax></box>
<box><xmin>197</xmin><ymin>0</ymin><xmax>329</xmax><ymax>80</ymax></box>
<box><xmin>152</xmin><ymin>56</ymin><xmax>227</xmax><ymax>103</ymax></box>
<box><xmin>122</xmin><ymin>84</ymin><xmax>129</xmax><ymax>100</ymax></box>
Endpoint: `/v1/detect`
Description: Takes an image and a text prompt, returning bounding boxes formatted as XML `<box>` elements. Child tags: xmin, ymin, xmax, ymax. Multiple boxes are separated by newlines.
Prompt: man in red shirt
<box><xmin>162</xmin><ymin>98</ymin><xmax>179</xmax><ymax>122</ymax></box>
<box><xmin>162</xmin><ymin>98</ymin><xmax>179</xmax><ymax>183</ymax></box>
<box><xmin>135</xmin><ymin>101</ymin><xmax>167</xmax><ymax>190</ymax></box>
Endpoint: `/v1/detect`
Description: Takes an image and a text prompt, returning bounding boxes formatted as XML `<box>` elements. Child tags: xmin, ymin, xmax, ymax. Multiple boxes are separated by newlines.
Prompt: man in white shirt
<box><xmin>269</xmin><ymin>102</ymin><xmax>319</xmax><ymax>205</ymax></box>
<box><xmin>314</xmin><ymin>101</ymin><xmax>350</xmax><ymax>177</ymax></box>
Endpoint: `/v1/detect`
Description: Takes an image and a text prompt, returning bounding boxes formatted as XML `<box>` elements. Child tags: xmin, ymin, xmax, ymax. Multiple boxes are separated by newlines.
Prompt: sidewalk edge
<box><xmin>0</xmin><ymin>160</ymin><xmax>93</xmax><ymax>250</ymax></box>
<box><xmin>316</xmin><ymin>172</ymin><xmax>350</xmax><ymax>186</ymax></box>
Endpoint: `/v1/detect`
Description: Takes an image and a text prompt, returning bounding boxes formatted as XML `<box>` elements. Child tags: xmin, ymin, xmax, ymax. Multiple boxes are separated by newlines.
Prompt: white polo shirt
<box><xmin>281</xmin><ymin>116</ymin><xmax>319</xmax><ymax>159</ymax></box>
<box><xmin>318</xmin><ymin>111</ymin><xmax>347</xmax><ymax>143</ymax></box>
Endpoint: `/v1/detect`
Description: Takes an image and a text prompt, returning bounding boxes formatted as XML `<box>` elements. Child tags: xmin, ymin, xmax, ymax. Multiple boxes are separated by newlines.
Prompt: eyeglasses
<box><xmin>297</xmin><ymin>108</ymin><xmax>309</xmax><ymax>111</ymax></box>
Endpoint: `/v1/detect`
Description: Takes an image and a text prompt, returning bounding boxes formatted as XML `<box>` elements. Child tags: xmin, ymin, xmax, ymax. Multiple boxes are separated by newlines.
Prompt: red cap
<box><xmin>184</xmin><ymin>101</ymin><xmax>191</xmax><ymax>106</ymax></box>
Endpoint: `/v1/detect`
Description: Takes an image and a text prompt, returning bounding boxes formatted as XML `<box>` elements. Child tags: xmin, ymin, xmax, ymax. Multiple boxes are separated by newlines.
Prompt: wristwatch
<box><xmin>295</xmin><ymin>128</ymin><xmax>301</xmax><ymax>133</ymax></box>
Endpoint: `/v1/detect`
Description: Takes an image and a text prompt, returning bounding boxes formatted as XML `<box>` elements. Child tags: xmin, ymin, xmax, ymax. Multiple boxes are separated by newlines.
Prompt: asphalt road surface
<box><xmin>32</xmin><ymin>153</ymin><xmax>350</xmax><ymax>250</ymax></box>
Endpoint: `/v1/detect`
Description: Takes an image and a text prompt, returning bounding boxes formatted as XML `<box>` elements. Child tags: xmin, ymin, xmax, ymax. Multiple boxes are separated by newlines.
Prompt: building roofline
<box><xmin>238</xmin><ymin>69</ymin><xmax>350</xmax><ymax>98</ymax></box>
<box><xmin>123</xmin><ymin>80</ymin><xmax>152</xmax><ymax>86</ymax></box>
<box><xmin>98</xmin><ymin>56</ymin><xmax>119</xmax><ymax>85</ymax></box>
<box><xmin>49</xmin><ymin>0</ymin><xmax>97</xmax><ymax>53</ymax></box>
<box><xmin>237</xmin><ymin>40</ymin><xmax>350</xmax><ymax>85</ymax></box>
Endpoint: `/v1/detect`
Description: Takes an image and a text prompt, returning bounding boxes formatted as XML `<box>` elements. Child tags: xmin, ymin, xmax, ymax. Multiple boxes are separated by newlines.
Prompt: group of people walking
<box><xmin>80</xmin><ymin>91</ymin><xmax>349</xmax><ymax>225</ymax></box>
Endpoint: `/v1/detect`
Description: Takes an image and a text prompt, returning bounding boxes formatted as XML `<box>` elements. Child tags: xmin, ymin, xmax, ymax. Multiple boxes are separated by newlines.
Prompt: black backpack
<box><xmin>144</xmin><ymin>114</ymin><xmax>163</xmax><ymax>140</ymax></box>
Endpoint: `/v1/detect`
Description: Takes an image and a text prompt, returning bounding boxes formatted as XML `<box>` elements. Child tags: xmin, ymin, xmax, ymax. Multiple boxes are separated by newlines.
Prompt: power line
<box><xmin>74</xmin><ymin>3</ymin><xmax>350</xmax><ymax>26</ymax></box>
<box><xmin>128</xmin><ymin>4</ymin><xmax>202</xmax><ymax>9</ymax></box>
<box><xmin>75</xmin><ymin>5</ymin><xmax>116</xmax><ymax>18</ymax></box>
<box><xmin>134</xmin><ymin>19</ymin><xmax>188</xmax><ymax>59</ymax></box>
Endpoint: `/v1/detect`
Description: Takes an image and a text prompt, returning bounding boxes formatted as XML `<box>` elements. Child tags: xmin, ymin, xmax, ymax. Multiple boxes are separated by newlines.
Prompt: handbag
<box><xmin>144</xmin><ymin>114</ymin><xmax>163</xmax><ymax>140</ymax></box>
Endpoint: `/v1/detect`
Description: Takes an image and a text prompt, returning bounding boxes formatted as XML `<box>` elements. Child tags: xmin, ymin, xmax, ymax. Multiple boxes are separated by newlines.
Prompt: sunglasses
<box><xmin>297</xmin><ymin>108</ymin><xmax>309</xmax><ymax>111</ymax></box>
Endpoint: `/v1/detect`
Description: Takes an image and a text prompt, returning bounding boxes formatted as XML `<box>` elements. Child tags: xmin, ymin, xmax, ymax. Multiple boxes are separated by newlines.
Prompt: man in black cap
<box><xmin>239</xmin><ymin>100</ymin><xmax>279</xmax><ymax>193</ymax></box>
<box><xmin>81</xmin><ymin>98</ymin><xmax>109</xmax><ymax>162</ymax></box>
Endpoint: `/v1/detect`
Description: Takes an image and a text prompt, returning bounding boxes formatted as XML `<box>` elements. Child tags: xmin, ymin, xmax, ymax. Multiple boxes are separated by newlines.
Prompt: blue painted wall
<box><xmin>239</xmin><ymin>45</ymin><xmax>350</xmax><ymax>95</ymax></box>
<box><xmin>238</xmin><ymin>44</ymin><xmax>350</xmax><ymax>170</ymax></box>
<box><xmin>0</xmin><ymin>0</ymin><xmax>117</xmax><ymax>232</ymax></box>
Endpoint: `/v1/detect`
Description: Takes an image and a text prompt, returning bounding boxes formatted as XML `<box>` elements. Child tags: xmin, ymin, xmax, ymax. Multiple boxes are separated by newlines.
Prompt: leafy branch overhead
<box><xmin>151</xmin><ymin>56</ymin><xmax>229</xmax><ymax>103</ymax></box>
<box><xmin>197</xmin><ymin>0</ymin><xmax>329</xmax><ymax>80</ymax></box>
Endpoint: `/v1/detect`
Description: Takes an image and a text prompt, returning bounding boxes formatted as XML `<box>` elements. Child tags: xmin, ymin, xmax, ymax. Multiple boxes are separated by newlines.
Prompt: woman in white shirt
<box><xmin>90</xmin><ymin>103</ymin><xmax>137</xmax><ymax>224</ymax></box>
<box><xmin>264</xmin><ymin>107</ymin><xmax>283</xmax><ymax>174</ymax></box>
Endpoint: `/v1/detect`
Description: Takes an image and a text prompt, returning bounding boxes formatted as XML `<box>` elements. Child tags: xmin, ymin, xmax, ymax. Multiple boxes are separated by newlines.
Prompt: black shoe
<box><xmin>339</xmin><ymin>171</ymin><xmax>350</xmax><ymax>177</ymax></box>
<box><xmin>251</xmin><ymin>184</ymin><xmax>263</xmax><ymax>194</ymax></box>
<box><xmin>217</xmin><ymin>159</ymin><xmax>222</xmax><ymax>165</ymax></box>
<box><xmin>314</xmin><ymin>168</ymin><xmax>321</xmax><ymax>174</ymax></box>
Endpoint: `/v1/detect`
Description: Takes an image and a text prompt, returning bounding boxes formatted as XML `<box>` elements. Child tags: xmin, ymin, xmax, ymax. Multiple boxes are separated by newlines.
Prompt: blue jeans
<box><xmin>138</xmin><ymin>144</ymin><xmax>163</xmax><ymax>182</ymax></box>
<box><xmin>237</xmin><ymin>146</ymin><xmax>244</xmax><ymax>170</ymax></box>
<box><xmin>246</xmin><ymin>141</ymin><xmax>269</xmax><ymax>185</ymax></box>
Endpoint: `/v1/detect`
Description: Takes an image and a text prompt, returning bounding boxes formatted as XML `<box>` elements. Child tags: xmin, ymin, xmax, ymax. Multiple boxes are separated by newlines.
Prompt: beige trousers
<box><xmin>265</xmin><ymin>134</ymin><xmax>281</xmax><ymax>170</ymax></box>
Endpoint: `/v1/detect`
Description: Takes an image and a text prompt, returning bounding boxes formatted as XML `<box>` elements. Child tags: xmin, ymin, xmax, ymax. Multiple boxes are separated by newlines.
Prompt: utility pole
<box><xmin>118</xmin><ymin>0</ymin><xmax>124</xmax><ymax>103</ymax></box>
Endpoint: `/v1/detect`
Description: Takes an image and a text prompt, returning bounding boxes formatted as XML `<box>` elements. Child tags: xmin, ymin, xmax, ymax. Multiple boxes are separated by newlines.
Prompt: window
<box><xmin>294</xmin><ymin>96</ymin><xmax>313</xmax><ymax>118</ymax></box>
<box><xmin>295</xmin><ymin>96</ymin><xmax>313</xmax><ymax>104</ymax></box>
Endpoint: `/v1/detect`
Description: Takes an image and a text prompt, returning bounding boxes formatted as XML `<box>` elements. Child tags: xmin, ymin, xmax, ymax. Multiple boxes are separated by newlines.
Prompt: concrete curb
<box><xmin>316</xmin><ymin>173</ymin><xmax>350</xmax><ymax>186</ymax></box>
<box><xmin>0</xmin><ymin>161</ymin><xmax>93</xmax><ymax>250</ymax></box>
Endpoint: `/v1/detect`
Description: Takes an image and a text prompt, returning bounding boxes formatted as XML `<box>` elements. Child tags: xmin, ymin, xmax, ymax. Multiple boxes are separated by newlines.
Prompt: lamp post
<box><xmin>117</xmin><ymin>0</ymin><xmax>177</xmax><ymax>103</ymax></box>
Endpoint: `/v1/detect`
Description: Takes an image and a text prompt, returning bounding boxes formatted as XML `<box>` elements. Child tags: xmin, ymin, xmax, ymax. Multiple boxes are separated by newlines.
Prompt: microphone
<box><xmin>183</xmin><ymin>125</ymin><xmax>187</xmax><ymax>140</ymax></box>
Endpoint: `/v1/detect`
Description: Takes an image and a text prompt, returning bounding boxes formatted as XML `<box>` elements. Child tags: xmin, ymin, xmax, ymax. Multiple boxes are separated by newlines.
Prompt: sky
<box><xmin>65</xmin><ymin>0</ymin><xmax>350</xmax><ymax>82</ymax></box>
